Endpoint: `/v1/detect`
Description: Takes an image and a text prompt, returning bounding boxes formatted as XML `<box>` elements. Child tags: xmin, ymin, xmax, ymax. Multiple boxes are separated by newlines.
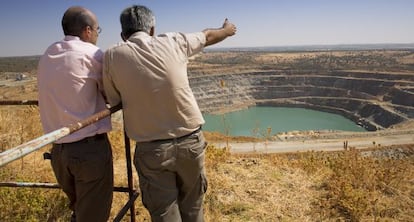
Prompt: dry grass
<box><xmin>204</xmin><ymin>148</ymin><xmax>318</xmax><ymax>221</ymax></box>
<box><xmin>1</xmin><ymin>107</ymin><xmax>413</xmax><ymax>221</ymax></box>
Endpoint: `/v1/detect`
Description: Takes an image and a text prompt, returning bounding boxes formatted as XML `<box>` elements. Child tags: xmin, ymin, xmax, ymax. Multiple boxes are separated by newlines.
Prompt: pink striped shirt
<box><xmin>37</xmin><ymin>36</ymin><xmax>111</xmax><ymax>143</ymax></box>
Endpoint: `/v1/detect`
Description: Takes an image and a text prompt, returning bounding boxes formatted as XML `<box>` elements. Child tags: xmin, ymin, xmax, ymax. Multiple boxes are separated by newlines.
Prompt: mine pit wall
<box><xmin>189</xmin><ymin>70</ymin><xmax>414</xmax><ymax>131</ymax></box>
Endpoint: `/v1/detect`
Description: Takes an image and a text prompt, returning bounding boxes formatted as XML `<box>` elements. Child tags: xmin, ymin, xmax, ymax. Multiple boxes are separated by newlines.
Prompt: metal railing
<box><xmin>0</xmin><ymin>100</ymin><xmax>137</xmax><ymax>222</ymax></box>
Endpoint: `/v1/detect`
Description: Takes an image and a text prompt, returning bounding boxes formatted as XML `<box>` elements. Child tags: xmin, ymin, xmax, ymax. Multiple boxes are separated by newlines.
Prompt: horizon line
<box><xmin>2</xmin><ymin>42</ymin><xmax>414</xmax><ymax>58</ymax></box>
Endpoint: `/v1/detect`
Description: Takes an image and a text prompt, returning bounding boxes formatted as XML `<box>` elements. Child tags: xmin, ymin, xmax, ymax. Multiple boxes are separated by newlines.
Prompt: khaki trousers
<box><xmin>134</xmin><ymin>130</ymin><xmax>208</xmax><ymax>222</ymax></box>
<box><xmin>51</xmin><ymin>134</ymin><xmax>113</xmax><ymax>222</ymax></box>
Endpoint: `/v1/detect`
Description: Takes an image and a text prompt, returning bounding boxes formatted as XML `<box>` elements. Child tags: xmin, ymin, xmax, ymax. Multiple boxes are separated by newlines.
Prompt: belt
<box><xmin>150</xmin><ymin>127</ymin><xmax>201</xmax><ymax>143</ymax></box>
<box><xmin>53</xmin><ymin>133</ymin><xmax>107</xmax><ymax>146</ymax></box>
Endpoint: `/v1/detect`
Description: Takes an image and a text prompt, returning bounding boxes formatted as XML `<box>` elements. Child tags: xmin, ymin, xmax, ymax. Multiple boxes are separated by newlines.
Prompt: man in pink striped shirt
<box><xmin>37</xmin><ymin>6</ymin><xmax>113</xmax><ymax>222</ymax></box>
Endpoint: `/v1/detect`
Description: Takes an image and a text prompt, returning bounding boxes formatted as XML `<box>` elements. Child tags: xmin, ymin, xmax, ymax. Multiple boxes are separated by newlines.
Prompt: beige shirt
<box><xmin>37</xmin><ymin>36</ymin><xmax>111</xmax><ymax>143</ymax></box>
<box><xmin>103</xmin><ymin>32</ymin><xmax>206</xmax><ymax>142</ymax></box>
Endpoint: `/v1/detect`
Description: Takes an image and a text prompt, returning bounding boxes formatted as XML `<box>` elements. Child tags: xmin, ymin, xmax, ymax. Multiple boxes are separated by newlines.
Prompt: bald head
<box><xmin>62</xmin><ymin>6</ymin><xmax>97</xmax><ymax>37</ymax></box>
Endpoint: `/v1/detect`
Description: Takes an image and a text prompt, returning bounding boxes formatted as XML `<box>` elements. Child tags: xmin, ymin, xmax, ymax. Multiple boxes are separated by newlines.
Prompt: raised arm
<box><xmin>202</xmin><ymin>18</ymin><xmax>237</xmax><ymax>47</ymax></box>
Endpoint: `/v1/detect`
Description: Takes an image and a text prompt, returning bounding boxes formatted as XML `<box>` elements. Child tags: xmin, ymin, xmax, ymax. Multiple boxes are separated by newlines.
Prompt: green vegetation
<box><xmin>0</xmin><ymin>56</ymin><xmax>40</xmax><ymax>73</ymax></box>
<box><xmin>0</xmin><ymin>172</ymin><xmax>70</xmax><ymax>221</ymax></box>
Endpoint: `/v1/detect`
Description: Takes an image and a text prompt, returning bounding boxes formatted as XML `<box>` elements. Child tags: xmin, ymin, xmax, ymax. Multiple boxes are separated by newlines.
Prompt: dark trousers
<box><xmin>51</xmin><ymin>134</ymin><xmax>113</xmax><ymax>222</ymax></box>
<box><xmin>134</xmin><ymin>130</ymin><xmax>208</xmax><ymax>222</ymax></box>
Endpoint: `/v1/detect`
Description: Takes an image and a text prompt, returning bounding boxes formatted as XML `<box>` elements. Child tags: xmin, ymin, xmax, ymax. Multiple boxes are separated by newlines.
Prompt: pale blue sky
<box><xmin>1</xmin><ymin>0</ymin><xmax>413</xmax><ymax>56</ymax></box>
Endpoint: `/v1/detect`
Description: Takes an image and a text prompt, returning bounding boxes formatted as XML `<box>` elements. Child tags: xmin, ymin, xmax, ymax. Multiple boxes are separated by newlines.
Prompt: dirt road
<box><xmin>211</xmin><ymin>130</ymin><xmax>414</xmax><ymax>153</ymax></box>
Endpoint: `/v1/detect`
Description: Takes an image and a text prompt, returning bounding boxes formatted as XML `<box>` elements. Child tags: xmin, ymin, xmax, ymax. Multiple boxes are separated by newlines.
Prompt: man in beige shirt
<box><xmin>103</xmin><ymin>5</ymin><xmax>236</xmax><ymax>222</ymax></box>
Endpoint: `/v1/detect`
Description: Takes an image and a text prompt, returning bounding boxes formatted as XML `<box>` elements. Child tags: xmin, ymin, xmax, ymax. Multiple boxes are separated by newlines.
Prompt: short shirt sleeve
<box><xmin>174</xmin><ymin>32</ymin><xmax>206</xmax><ymax>57</ymax></box>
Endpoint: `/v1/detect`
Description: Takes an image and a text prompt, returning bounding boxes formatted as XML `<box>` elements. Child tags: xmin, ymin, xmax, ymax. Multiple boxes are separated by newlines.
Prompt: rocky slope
<box><xmin>189</xmin><ymin>50</ymin><xmax>414</xmax><ymax>131</ymax></box>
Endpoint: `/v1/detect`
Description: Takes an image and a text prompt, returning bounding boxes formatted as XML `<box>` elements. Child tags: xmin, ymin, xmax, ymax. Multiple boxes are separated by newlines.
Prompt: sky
<box><xmin>1</xmin><ymin>0</ymin><xmax>414</xmax><ymax>57</ymax></box>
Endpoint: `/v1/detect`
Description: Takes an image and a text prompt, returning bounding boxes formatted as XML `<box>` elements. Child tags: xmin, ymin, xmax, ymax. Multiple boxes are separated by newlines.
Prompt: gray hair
<box><xmin>120</xmin><ymin>5</ymin><xmax>155</xmax><ymax>38</ymax></box>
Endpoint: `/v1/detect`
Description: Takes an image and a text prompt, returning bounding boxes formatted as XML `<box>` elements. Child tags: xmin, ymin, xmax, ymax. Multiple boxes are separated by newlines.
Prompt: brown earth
<box><xmin>1</xmin><ymin>50</ymin><xmax>414</xmax><ymax>151</ymax></box>
<box><xmin>1</xmin><ymin>50</ymin><xmax>414</xmax><ymax>221</ymax></box>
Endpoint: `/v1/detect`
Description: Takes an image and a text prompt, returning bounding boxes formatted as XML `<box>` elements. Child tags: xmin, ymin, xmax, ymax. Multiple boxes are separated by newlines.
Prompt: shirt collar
<box><xmin>129</xmin><ymin>31</ymin><xmax>150</xmax><ymax>40</ymax></box>
<box><xmin>64</xmin><ymin>35</ymin><xmax>82</xmax><ymax>41</ymax></box>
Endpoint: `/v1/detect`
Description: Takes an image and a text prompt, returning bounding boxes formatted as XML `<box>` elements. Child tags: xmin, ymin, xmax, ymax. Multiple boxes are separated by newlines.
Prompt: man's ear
<box><xmin>80</xmin><ymin>26</ymin><xmax>92</xmax><ymax>42</ymax></box>
<box><xmin>150</xmin><ymin>27</ymin><xmax>155</xmax><ymax>36</ymax></box>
